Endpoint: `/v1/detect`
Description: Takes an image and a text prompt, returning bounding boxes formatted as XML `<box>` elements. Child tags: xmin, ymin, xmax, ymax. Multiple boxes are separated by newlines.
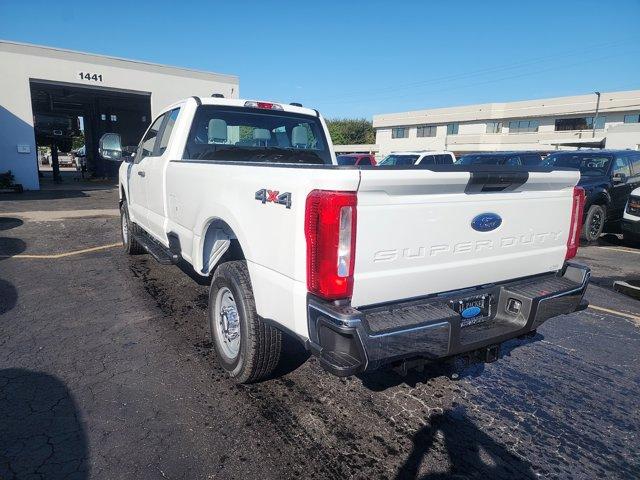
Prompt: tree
<box><xmin>326</xmin><ymin>119</ymin><xmax>375</xmax><ymax>145</ymax></box>
<box><xmin>72</xmin><ymin>132</ymin><xmax>85</xmax><ymax>150</ymax></box>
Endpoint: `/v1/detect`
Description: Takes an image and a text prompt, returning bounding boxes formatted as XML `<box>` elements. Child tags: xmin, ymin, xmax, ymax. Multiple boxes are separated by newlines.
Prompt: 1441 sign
<box><xmin>78</xmin><ymin>72</ymin><xmax>103</xmax><ymax>82</ymax></box>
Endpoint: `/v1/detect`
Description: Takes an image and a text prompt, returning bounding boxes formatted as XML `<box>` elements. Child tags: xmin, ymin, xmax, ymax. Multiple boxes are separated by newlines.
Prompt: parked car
<box><xmin>101</xmin><ymin>97</ymin><xmax>589</xmax><ymax>383</ymax></box>
<box><xmin>543</xmin><ymin>150</ymin><xmax>640</xmax><ymax>242</ymax></box>
<box><xmin>456</xmin><ymin>151</ymin><xmax>544</xmax><ymax>166</ymax></box>
<box><xmin>622</xmin><ymin>187</ymin><xmax>640</xmax><ymax>245</ymax></box>
<box><xmin>336</xmin><ymin>154</ymin><xmax>377</xmax><ymax>166</ymax></box>
<box><xmin>378</xmin><ymin>151</ymin><xmax>456</xmax><ymax>166</ymax></box>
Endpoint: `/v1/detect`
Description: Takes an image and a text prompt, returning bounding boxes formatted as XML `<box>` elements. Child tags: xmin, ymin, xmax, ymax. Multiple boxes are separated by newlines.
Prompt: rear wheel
<box><xmin>208</xmin><ymin>261</ymin><xmax>282</xmax><ymax>383</ymax></box>
<box><xmin>582</xmin><ymin>204</ymin><xmax>605</xmax><ymax>243</ymax></box>
<box><xmin>120</xmin><ymin>201</ymin><xmax>144</xmax><ymax>255</ymax></box>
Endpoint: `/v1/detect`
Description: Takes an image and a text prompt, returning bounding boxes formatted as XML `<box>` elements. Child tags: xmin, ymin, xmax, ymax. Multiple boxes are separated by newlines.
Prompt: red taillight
<box><xmin>566</xmin><ymin>186</ymin><xmax>586</xmax><ymax>260</ymax></box>
<box><xmin>305</xmin><ymin>190</ymin><xmax>357</xmax><ymax>300</ymax></box>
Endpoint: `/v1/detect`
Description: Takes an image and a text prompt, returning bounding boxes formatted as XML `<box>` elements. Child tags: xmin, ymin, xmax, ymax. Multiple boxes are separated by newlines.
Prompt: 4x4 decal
<box><xmin>255</xmin><ymin>189</ymin><xmax>292</xmax><ymax>209</ymax></box>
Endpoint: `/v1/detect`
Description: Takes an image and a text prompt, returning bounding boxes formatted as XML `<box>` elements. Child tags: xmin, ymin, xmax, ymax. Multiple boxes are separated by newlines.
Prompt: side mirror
<box><xmin>98</xmin><ymin>133</ymin><xmax>122</xmax><ymax>161</ymax></box>
<box><xmin>613</xmin><ymin>172</ymin><xmax>627</xmax><ymax>184</ymax></box>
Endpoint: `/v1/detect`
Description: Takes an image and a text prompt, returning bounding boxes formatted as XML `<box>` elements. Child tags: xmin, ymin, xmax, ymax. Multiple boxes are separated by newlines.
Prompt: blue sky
<box><xmin>1</xmin><ymin>0</ymin><xmax>639</xmax><ymax>119</ymax></box>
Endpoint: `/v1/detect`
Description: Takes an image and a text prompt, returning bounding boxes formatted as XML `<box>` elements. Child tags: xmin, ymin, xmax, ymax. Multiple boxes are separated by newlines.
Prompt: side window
<box><xmin>627</xmin><ymin>154</ymin><xmax>640</xmax><ymax>176</ymax></box>
<box><xmin>420</xmin><ymin>155</ymin><xmax>435</xmax><ymax>165</ymax></box>
<box><xmin>138</xmin><ymin>114</ymin><xmax>166</xmax><ymax>160</ymax></box>
<box><xmin>613</xmin><ymin>157</ymin><xmax>631</xmax><ymax>177</ymax></box>
<box><xmin>358</xmin><ymin>157</ymin><xmax>372</xmax><ymax>166</ymax></box>
<box><xmin>436</xmin><ymin>154</ymin><xmax>453</xmax><ymax>164</ymax></box>
<box><xmin>505</xmin><ymin>156</ymin><xmax>522</xmax><ymax>166</ymax></box>
<box><xmin>155</xmin><ymin>108</ymin><xmax>180</xmax><ymax>156</ymax></box>
<box><xmin>522</xmin><ymin>154</ymin><xmax>541</xmax><ymax>166</ymax></box>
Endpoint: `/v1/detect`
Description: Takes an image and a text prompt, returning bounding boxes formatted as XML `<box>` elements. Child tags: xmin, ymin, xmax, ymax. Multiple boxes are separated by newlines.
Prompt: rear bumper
<box><xmin>307</xmin><ymin>262</ymin><xmax>590</xmax><ymax>376</ymax></box>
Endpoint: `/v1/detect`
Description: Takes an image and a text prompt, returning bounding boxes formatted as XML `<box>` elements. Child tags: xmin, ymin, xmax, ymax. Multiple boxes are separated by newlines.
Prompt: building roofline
<box><xmin>373</xmin><ymin>89</ymin><xmax>640</xmax><ymax>128</ymax></box>
<box><xmin>0</xmin><ymin>39</ymin><xmax>238</xmax><ymax>84</ymax></box>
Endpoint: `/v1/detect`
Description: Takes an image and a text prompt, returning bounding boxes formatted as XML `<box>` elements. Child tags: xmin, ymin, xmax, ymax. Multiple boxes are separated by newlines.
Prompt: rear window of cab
<box><xmin>182</xmin><ymin>106</ymin><xmax>332</xmax><ymax>165</ymax></box>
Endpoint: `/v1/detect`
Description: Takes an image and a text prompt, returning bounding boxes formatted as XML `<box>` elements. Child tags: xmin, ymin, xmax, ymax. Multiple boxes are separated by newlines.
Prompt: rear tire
<box><xmin>582</xmin><ymin>204</ymin><xmax>606</xmax><ymax>243</ymax></box>
<box><xmin>120</xmin><ymin>201</ymin><xmax>144</xmax><ymax>255</ymax></box>
<box><xmin>208</xmin><ymin>260</ymin><xmax>282</xmax><ymax>383</ymax></box>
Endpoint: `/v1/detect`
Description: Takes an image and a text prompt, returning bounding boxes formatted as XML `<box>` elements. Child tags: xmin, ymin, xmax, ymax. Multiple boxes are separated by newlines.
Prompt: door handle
<box><xmin>137</xmin><ymin>171</ymin><xmax>146</xmax><ymax>177</ymax></box>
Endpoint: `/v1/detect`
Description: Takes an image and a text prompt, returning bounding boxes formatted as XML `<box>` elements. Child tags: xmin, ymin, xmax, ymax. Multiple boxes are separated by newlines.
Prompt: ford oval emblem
<box><xmin>461</xmin><ymin>306</ymin><xmax>482</xmax><ymax>319</ymax></box>
<box><xmin>471</xmin><ymin>213</ymin><xmax>502</xmax><ymax>232</ymax></box>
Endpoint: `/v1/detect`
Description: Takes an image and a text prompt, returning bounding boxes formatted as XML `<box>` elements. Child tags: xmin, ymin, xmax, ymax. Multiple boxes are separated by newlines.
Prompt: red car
<box><xmin>336</xmin><ymin>154</ymin><xmax>377</xmax><ymax>166</ymax></box>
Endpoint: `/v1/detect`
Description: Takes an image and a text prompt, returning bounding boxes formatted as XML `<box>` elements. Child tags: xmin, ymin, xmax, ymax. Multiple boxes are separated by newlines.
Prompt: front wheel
<box><xmin>582</xmin><ymin>205</ymin><xmax>606</xmax><ymax>243</ymax></box>
<box><xmin>120</xmin><ymin>201</ymin><xmax>144</xmax><ymax>255</ymax></box>
<box><xmin>208</xmin><ymin>261</ymin><xmax>282</xmax><ymax>383</ymax></box>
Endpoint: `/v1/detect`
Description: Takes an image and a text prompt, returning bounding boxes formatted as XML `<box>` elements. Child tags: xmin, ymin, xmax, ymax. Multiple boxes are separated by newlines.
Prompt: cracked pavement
<box><xmin>0</xmin><ymin>186</ymin><xmax>639</xmax><ymax>479</ymax></box>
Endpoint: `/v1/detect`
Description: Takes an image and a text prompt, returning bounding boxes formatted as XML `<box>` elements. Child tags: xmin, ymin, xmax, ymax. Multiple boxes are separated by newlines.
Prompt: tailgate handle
<box><xmin>465</xmin><ymin>171</ymin><xmax>528</xmax><ymax>193</ymax></box>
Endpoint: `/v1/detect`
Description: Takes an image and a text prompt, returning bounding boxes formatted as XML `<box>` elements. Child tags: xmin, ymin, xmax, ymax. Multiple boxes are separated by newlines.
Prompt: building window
<box><xmin>555</xmin><ymin>116</ymin><xmax>605</xmax><ymax>131</ymax></box>
<box><xmin>486</xmin><ymin>121</ymin><xmax>503</xmax><ymax>134</ymax></box>
<box><xmin>591</xmin><ymin>116</ymin><xmax>605</xmax><ymax>129</ymax></box>
<box><xmin>417</xmin><ymin>125</ymin><xmax>436</xmax><ymax>137</ymax></box>
<box><xmin>508</xmin><ymin>120</ymin><xmax>539</xmax><ymax>133</ymax></box>
<box><xmin>446</xmin><ymin>123</ymin><xmax>459</xmax><ymax>135</ymax></box>
<box><xmin>392</xmin><ymin>127</ymin><xmax>408</xmax><ymax>139</ymax></box>
<box><xmin>624</xmin><ymin>114</ymin><xmax>640</xmax><ymax>123</ymax></box>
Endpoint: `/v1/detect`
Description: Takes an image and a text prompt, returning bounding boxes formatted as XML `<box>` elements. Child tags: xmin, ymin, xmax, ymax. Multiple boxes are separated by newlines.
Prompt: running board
<box><xmin>133</xmin><ymin>231</ymin><xmax>179</xmax><ymax>265</ymax></box>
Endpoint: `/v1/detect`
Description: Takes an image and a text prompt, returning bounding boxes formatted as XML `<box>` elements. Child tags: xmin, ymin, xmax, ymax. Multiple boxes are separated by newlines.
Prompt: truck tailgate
<box><xmin>350</xmin><ymin>168</ymin><xmax>580</xmax><ymax>307</ymax></box>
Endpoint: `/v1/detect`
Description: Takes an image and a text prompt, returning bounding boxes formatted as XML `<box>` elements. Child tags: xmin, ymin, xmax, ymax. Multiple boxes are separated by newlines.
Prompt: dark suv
<box><xmin>456</xmin><ymin>151</ymin><xmax>544</xmax><ymax>166</ymax></box>
<box><xmin>543</xmin><ymin>150</ymin><xmax>640</xmax><ymax>242</ymax></box>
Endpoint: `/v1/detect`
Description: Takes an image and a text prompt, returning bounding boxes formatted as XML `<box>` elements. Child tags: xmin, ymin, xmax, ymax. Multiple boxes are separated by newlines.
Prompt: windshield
<box><xmin>379</xmin><ymin>154</ymin><xmax>419</xmax><ymax>166</ymax></box>
<box><xmin>543</xmin><ymin>153</ymin><xmax>613</xmax><ymax>176</ymax></box>
<box><xmin>336</xmin><ymin>155</ymin><xmax>357</xmax><ymax>165</ymax></box>
<box><xmin>183</xmin><ymin>106</ymin><xmax>331</xmax><ymax>164</ymax></box>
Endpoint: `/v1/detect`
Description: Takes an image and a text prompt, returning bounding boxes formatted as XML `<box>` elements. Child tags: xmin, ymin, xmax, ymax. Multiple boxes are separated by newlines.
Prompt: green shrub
<box><xmin>0</xmin><ymin>171</ymin><xmax>15</xmax><ymax>189</ymax></box>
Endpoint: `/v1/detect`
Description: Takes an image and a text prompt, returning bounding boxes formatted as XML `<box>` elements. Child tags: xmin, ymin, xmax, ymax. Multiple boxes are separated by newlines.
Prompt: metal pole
<box><xmin>592</xmin><ymin>91</ymin><xmax>601</xmax><ymax>138</ymax></box>
<box><xmin>50</xmin><ymin>141</ymin><xmax>61</xmax><ymax>183</ymax></box>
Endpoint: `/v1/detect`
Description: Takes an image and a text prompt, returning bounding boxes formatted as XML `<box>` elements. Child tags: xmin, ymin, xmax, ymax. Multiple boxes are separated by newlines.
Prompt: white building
<box><xmin>373</xmin><ymin>89</ymin><xmax>640</xmax><ymax>157</ymax></box>
<box><xmin>0</xmin><ymin>40</ymin><xmax>239</xmax><ymax>190</ymax></box>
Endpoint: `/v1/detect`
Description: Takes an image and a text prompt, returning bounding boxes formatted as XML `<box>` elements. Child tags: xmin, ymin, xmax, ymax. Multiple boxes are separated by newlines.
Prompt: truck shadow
<box><xmin>358</xmin><ymin>333</ymin><xmax>544</xmax><ymax>392</ymax></box>
<box><xmin>0</xmin><ymin>368</ymin><xmax>89</xmax><ymax>479</ymax></box>
<box><xmin>272</xmin><ymin>332</ymin><xmax>311</xmax><ymax>378</ymax></box>
<box><xmin>396</xmin><ymin>408</ymin><xmax>536</xmax><ymax>479</ymax></box>
<box><xmin>0</xmin><ymin>218</ymin><xmax>26</xmax><ymax>315</ymax></box>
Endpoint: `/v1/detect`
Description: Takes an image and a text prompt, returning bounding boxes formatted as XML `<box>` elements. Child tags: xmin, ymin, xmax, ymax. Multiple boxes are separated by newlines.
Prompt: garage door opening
<box><xmin>30</xmin><ymin>80</ymin><xmax>151</xmax><ymax>183</ymax></box>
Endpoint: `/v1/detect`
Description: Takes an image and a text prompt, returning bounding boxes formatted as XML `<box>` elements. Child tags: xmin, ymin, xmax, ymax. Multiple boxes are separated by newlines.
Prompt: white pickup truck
<box><xmin>99</xmin><ymin>96</ymin><xmax>590</xmax><ymax>383</ymax></box>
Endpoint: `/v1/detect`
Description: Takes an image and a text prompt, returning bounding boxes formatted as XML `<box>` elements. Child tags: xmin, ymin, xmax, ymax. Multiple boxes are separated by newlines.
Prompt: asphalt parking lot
<box><xmin>1</xmin><ymin>184</ymin><xmax>639</xmax><ymax>480</ymax></box>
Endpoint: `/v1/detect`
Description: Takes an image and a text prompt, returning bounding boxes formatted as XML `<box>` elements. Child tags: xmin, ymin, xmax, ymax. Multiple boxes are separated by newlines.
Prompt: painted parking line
<box><xmin>0</xmin><ymin>242</ymin><xmax>121</xmax><ymax>259</ymax></box>
<box><xmin>596</xmin><ymin>246</ymin><xmax>640</xmax><ymax>255</ymax></box>
<box><xmin>588</xmin><ymin>304</ymin><xmax>640</xmax><ymax>323</ymax></box>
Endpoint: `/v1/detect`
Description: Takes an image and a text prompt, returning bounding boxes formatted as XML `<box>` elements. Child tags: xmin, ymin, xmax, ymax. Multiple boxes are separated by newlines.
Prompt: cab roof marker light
<box><xmin>244</xmin><ymin>101</ymin><xmax>283</xmax><ymax>110</ymax></box>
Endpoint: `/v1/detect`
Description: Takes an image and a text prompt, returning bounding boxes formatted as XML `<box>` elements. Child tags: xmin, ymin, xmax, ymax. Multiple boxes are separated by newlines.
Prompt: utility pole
<box><xmin>592</xmin><ymin>91</ymin><xmax>601</xmax><ymax>138</ymax></box>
